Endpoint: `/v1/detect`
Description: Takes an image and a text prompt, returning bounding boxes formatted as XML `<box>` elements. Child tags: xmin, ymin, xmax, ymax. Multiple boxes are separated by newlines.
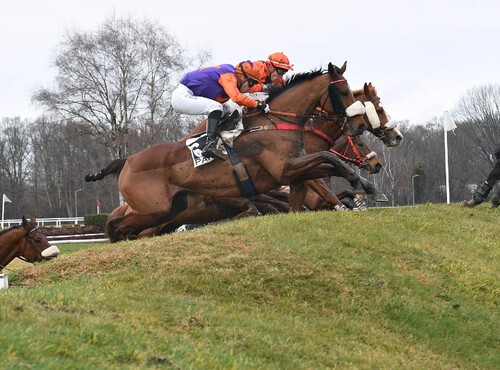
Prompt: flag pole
<box><xmin>1</xmin><ymin>195</ymin><xmax>5</xmax><ymax>229</ymax></box>
<box><xmin>444</xmin><ymin>129</ymin><xmax>451</xmax><ymax>204</ymax></box>
<box><xmin>2</xmin><ymin>194</ymin><xmax>10</xmax><ymax>229</ymax></box>
<box><xmin>443</xmin><ymin>111</ymin><xmax>457</xmax><ymax>204</ymax></box>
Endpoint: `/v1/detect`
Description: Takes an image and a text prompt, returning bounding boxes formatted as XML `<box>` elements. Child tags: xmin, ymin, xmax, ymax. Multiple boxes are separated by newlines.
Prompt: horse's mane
<box><xmin>352</xmin><ymin>88</ymin><xmax>363</xmax><ymax>96</ymax></box>
<box><xmin>0</xmin><ymin>225</ymin><xmax>21</xmax><ymax>236</ymax></box>
<box><xmin>266</xmin><ymin>68</ymin><xmax>326</xmax><ymax>103</ymax></box>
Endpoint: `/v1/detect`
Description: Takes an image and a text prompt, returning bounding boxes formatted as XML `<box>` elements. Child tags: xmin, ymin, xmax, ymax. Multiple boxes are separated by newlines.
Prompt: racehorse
<box><xmin>354</xmin><ymin>82</ymin><xmax>403</xmax><ymax>147</ymax></box>
<box><xmin>0</xmin><ymin>216</ymin><xmax>60</xmax><ymax>270</ymax></box>
<box><xmin>105</xmin><ymin>132</ymin><xmax>383</xmax><ymax>239</ymax></box>
<box><xmin>87</xmin><ymin>62</ymin><xmax>369</xmax><ymax>241</ymax></box>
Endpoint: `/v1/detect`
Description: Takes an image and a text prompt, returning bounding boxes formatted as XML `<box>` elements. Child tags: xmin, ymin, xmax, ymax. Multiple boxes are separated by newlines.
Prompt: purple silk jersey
<box><xmin>180</xmin><ymin>64</ymin><xmax>237</xmax><ymax>102</ymax></box>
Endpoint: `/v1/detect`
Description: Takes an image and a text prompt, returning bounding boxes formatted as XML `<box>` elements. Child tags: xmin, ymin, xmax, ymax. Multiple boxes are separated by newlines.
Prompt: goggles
<box><xmin>275</xmin><ymin>67</ymin><xmax>288</xmax><ymax>76</ymax></box>
<box><xmin>248</xmin><ymin>79</ymin><xmax>259</xmax><ymax>87</ymax></box>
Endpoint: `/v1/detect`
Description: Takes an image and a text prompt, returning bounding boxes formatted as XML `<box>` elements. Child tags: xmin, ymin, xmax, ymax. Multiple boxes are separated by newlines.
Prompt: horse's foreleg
<box><xmin>304</xmin><ymin>178</ymin><xmax>345</xmax><ymax>210</ymax></box>
<box><xmin>357</xmin><ymin>176</ymin><xmax>388</xmax><ymax>202</ymax></box>
<box><xmin>280</xmin><ymin>151</ymin><xmax>359</xmax><ymax>185</ymax></box>
<box><xmin>288</xmin><ymin>182</ymin><xmax>307</xmax><ymax>212</ymax></box>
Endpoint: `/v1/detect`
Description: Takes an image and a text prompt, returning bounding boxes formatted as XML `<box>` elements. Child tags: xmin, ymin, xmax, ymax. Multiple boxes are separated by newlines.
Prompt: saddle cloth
<box><xmin>186</xmin><ymin>121</ymin><xmax>244</xmax><ymax>168</ymax></box>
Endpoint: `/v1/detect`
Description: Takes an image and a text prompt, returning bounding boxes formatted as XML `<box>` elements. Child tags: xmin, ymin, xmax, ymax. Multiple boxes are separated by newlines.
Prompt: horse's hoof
<box><xmin>461</xmin><ymin>200</ymin><xmax>476</xmax><ymax>208</ymax></box>
<box><xmin>334</xmin><ymin>204</ymin><xmax>348</xmax><ymax>211</ymax></box>
<box><xmin>372</xmin><ymin>193</ymin><xmax>388</xmax><ymax>202</ymax></box>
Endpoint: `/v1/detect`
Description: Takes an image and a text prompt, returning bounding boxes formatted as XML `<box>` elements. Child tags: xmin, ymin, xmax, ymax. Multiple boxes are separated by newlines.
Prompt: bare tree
<box><xmin>454</xmin><ymin>84</ymin><xmax>500</xmax><ymax>165</ymax></box>
<box><xmin>0</xmin><ymin>118</ymin><xmax>31</xmax><ymax>216</ymax></box>
<box><xmin>32</xmin><ymin>15</ymin><xmax>198</xmax><ymax>160</ymax></box>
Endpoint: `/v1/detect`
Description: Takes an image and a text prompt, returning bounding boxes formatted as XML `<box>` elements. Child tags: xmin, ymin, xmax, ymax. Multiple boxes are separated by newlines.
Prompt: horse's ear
<box><xmin>364</xmin><ymin>83</ymin><xmax>370</xmax><ymax>96</ymax></box>
<box><xmin>339</xmin><ymin>61</ymin><xmax>347</xmax><ymax>75</ymax></box>
<box><xmin>328</xmin><ymin>62</ymin><xmax>334</xmax><ymax>75</ymax></box>
<box><xmin>22</xmin><ymin>216</ymin><xmax>30</xmax><ymax>229</ymax></box>
<box><xmin>30</xmin><ymin>216</ymin><xmax>36</xmax><ymax>225</ymax></box>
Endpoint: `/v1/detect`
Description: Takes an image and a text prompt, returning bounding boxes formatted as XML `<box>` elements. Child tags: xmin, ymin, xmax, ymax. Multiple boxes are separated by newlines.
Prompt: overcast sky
<box><xmin>1</xmin><ymin>0</ymin><xmax>499</xmax><ymax>125</ymax></box>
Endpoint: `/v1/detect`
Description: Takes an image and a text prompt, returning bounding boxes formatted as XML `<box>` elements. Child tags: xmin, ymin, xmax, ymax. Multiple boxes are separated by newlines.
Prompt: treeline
<box><xmin>1</xmin><ymin>16</ymin><xmax>499</xmax><ymax>218</ymax></box>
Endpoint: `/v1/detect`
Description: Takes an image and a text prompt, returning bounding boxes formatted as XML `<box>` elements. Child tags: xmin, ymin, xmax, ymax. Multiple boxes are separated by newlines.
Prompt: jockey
<box><xmin>248</xmin><ymin>52</ymin><xmax>294</xmax><ymax>93</ymax></box>
<box><xmin>172</xmin><ymin>61</ymin><xmax>269</xmax><ymax>161</ymax></box>
<box><xmin>462</xmin><ymin>142</ymin><xmax>500</xmax><ymax>207</ymax></box>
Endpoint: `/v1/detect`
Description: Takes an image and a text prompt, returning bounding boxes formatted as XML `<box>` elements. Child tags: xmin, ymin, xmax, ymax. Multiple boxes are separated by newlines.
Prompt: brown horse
<box><xmin>354</xmin><ymin>83</ymin><xmax>403</xmax><ymax>147</ymax></box>
<box><xmin>0</xmin><ymin>216</ymin><xmax>60</xmax><ymax>270</ymax></box>
<box><xmin>183</xmin><ymin>82</ymin><xmax>392</xmax><ymax>210</ymax></box>
<box><xmin>88</xmin><ymin>62</ymin><xmax>369</xmax><ymax>241</ymax></box>
<box><xmin>105</xmin><ymin>132</ymin><xmax>383</xmax><ymax>239</ymax></box>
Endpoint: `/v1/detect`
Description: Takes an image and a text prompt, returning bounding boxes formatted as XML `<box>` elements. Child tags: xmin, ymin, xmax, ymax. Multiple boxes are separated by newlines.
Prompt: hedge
<box><xmin>84</xmin><ymin>213</ymin><xmax>110</xmax><ymax>232</ymax></box>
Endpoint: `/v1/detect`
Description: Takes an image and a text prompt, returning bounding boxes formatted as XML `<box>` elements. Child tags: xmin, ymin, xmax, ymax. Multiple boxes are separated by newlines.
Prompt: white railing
<box><xmin>1</xmin><ymin>217</ymin><xmax>85</xmax><ymax>228</ymax></box>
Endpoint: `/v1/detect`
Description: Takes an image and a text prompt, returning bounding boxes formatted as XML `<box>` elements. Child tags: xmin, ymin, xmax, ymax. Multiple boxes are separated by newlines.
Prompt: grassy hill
<box><xmin>1</xmin><ymin>204</ymin><xmax>499</xmax><ymax>368</ymax></box>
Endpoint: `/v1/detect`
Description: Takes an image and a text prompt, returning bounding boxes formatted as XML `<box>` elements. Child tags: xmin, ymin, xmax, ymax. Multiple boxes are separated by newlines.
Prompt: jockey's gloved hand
<box><xmin>256</xmin><ymin>101</ymin><xmax>270</xmax><ymax>114</ymax></box>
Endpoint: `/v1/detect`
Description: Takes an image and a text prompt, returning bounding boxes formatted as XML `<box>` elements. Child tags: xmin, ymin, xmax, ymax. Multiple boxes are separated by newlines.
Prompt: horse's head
<box><xmin>361</xmin><ymin>83</ymin><xmax>403</xmax><ymax>147</ymax></box>
<box><xmin>20</xmin><ymin>216</ymin><xmax>60</xmax><ymax>262</ymax></box>
<box><xmin>332</xmin><ymin>134</ymin><xmax>382</xmax><ymax>174</ymax></box>
<box><xmin>325</xmin><ymin>62</ymin><xmax>368</xmax><ymax>137</ymax></box>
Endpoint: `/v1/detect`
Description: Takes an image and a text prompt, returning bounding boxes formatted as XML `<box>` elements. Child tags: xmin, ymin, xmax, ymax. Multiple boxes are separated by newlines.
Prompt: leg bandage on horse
<box><xmin>473</xmin><ymin>181</ymin><xmax>493</xmax><ymax>204</ymax></box>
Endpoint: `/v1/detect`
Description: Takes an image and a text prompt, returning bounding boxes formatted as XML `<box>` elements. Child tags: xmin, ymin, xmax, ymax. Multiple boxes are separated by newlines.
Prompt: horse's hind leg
<box><xmin>288</xmin><ymin>182</ymin><xmax>307</xmax><ymax>212</ymax></box>
<box><xmin>491</xmin><ymin>185</ymin><xmax>500</xmax><ymax>208</ymax></box>
<box><xmin>108</xmin><ymin>192</ymin><xmax>189</xmax><ymax>242</ymax></box>
<box><xmin>304</xmin><ymin>178</ymin><xmax>345</xmax><ymax>211</ymax></box>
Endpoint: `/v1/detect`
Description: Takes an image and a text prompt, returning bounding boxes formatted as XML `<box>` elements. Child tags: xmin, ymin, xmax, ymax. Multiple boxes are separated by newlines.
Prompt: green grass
<box><xmin>1</xmin><ymin>204</ymin><xmax>498</xmax><ymax>368</ymax></box>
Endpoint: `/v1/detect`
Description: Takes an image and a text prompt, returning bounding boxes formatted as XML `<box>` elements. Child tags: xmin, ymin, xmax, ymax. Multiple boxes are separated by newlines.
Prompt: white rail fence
<box><xmin>2</xmin><ymin>217</ymin><xmax>111</xmax><ymax>243</ymax></box>
<box><xmin>2</xmin><ymin>217</ymin><xmax>85</xmax><ymax>228</ymax></box>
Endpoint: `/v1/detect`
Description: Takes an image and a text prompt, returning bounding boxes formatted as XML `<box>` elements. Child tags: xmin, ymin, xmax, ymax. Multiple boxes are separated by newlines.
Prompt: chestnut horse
<box><xmin>355</xmin><ymin>83</ymin><xmax>403</xmax><ymax>147</ymax></box>
<box><xmin>0</xmin><ymin>216</ymin><xmax>60</xmax><ymax>270</ymax></box>
<box><xmin>87</xmin><ymin>62</ymin><xmax>368</xmax><ymax>241</ymax></box>
<box><xmin>106</xmin><ymin>132</ymin><xmax>383</xmax><ymax>239</ymax></box>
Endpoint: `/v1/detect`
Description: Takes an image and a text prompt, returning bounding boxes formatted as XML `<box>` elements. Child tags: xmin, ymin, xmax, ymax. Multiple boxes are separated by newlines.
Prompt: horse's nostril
<box><xmin>375</xmin><ymin>163</ymin><xmax>382</xmax><ymax>173</ymax></box>
<box><xmin>357</xmin><ymin>124</ymin><xmax>367</xmax><ymax>134</ymax></box>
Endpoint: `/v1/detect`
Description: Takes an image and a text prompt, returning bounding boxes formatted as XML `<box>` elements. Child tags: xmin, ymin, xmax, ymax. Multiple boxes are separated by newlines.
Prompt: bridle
<box><xmin>17</xmin><ymin>225</ymin><xmax>45</xmax><ymax>263</ymax></box>
<box><xmin>329</xmin><ymin>136</ymin><xmax>377</xmax><ymax>169</ymax></box>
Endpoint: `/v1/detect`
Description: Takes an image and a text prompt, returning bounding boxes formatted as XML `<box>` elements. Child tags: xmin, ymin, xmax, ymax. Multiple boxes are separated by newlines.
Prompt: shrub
<box><xmin>84</xmin><ymin>214</ymin><xmax>110</xmax><ymax>232</ymax></box>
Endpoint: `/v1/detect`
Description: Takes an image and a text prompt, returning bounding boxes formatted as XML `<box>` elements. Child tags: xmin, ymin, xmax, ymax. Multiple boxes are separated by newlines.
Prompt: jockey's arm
<box><xmin>218</xmin><ymin>73</ymin><xmax>259</xmax><ymax>108</ymax></box>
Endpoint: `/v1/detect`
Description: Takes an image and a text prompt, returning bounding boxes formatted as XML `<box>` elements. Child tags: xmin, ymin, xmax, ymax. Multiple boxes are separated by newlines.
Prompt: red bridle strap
<box><xmin>329</xmin><ymin>136</ymin><xmax>366</xmax><ymax>167</ymax></box>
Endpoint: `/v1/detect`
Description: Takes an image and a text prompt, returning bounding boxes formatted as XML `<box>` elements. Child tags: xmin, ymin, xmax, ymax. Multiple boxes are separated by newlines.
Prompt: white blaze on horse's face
<box><xmin>41</xmin><ymin>245</ymin><xmax>60</xmax><ymax>258</ymax></box>
<box><xmin>345</xmin><ymin>100</ymin><xmax>366</xmax><ymax>117</ymax></box>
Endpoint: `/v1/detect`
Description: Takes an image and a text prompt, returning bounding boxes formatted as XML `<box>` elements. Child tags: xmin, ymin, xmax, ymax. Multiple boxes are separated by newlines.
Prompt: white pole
<box><xmin>1</xmin><ymin>196</ymin><xmax>5</xmax><ymax>229</ymax></box>
<box><xmin>75</xmin><ymin>189</ymin><xmax>83</xmax><ymax>224</ymax></box>
<box><xmin>444</xmin><ymin>129</ymin><xmax>451</xmax><ymax>204</ymax></box>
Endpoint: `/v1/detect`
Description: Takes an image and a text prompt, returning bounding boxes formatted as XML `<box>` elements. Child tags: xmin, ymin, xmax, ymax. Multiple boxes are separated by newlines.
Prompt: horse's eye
<box><xmin>34</xmin><ymin>238</ymin><xmax>41</xmax><ymax>243</ymax></box>
<box><xmin>377</xmin><ymin>109</ymin><xmax>384</xmax><ymax>114</ymax></box>
<box><xmin>340</xmin><ymin>91</ymin><xmax>348</xmax><ymax>96</ymax></box>
<box><xmin>358</xmin><ymin>143</ymin><xmax>364</xmax><ymax>147</ymax></box>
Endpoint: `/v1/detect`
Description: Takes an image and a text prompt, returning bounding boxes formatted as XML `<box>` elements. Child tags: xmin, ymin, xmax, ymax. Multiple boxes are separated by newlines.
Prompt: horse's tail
<box><xmin>85</xmin><ymin>158</ymin><xmax>128</xmax><ymax>182</ymax></box>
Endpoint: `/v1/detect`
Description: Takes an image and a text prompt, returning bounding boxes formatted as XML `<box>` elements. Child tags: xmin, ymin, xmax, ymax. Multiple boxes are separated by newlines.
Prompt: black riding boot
<box><xmin>462</xmin><ymin>181</ymin><xmax>493</xmax><ymax>208</ymax></box>
<box><xmin>202</xmin><ymin>110</ymin><xmax>226</xmax><ymax>161</ymax></box>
